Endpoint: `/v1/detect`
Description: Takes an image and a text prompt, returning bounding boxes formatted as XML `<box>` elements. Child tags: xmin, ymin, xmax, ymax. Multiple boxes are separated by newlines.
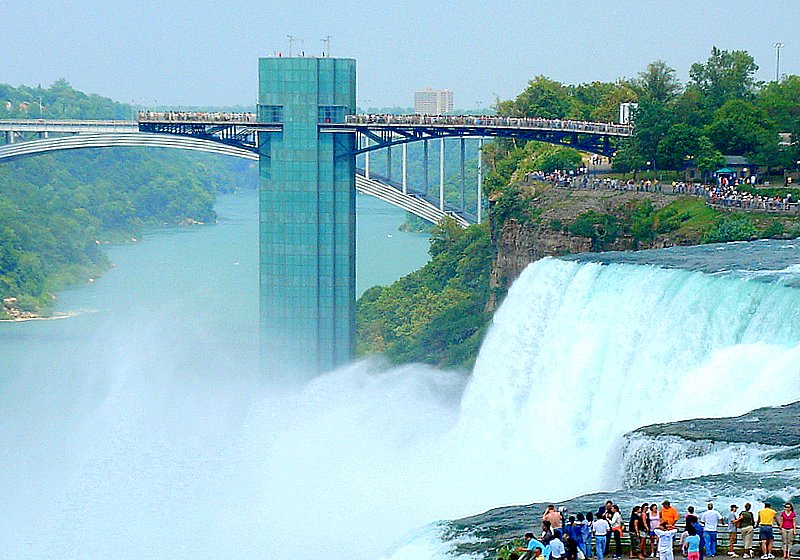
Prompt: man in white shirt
<box><xmin>700</xmin><ymin>502</ymin><xmax>725</xmax><ymax>557</ymax></box>
<box><xmin>593</xmin><ymin>515</ymin><xmax>611</xmax><ymax>560</ymax></box>
<box><xmin>550</xmin><ymin>530</ymin><xmax>566</xmax><ymax>560</ymax></box>
<box><xmin>654</xmin><ymin>521</ymin><xmax>679</xmax><ymax>560</ymax></box>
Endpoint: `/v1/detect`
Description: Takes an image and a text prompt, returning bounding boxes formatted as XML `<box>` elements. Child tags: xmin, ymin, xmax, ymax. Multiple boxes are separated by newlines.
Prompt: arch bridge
<box><xmin>0</xmin><ymin>61</ymin><xmax>632</xmax><ymax>375</ymax></box>
<box><xmin>0</xmin><ymin>113</ymin><xmax>630</xmax><ymax>227</ymax></box>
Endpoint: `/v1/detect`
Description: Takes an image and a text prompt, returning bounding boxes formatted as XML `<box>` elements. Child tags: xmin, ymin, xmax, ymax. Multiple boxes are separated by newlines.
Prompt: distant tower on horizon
<box><xmin>414</xmin><ymin>88</ymin><xmax>453</xmax><ymax>115</ymax></box>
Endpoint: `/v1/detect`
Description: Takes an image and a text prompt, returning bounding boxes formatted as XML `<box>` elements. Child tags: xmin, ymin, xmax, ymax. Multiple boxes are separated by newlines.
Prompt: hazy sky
<box><xmin>1</xmin><ymin>0</ymin><xmax>798</xmax><ymax>109</ymax></box>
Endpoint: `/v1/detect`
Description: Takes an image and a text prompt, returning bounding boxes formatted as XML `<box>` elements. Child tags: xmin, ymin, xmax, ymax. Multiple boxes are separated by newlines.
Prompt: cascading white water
<box><xmin>445</xmin><ymin>256</ymin><xmax>800</xmax><ymax>509</ymax></box>
<box><xmin>5</xmin><ymin>244</ymin><xmax>800</xmax><ymax>560</ymax></box>
<box><xmin>618</xmin><ymin>433</ymin><xmax>797</xmax><ymax>487</ymax></box>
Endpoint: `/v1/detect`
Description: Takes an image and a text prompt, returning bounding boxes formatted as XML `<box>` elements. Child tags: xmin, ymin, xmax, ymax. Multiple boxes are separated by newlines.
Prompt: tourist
<box><xmin>700</xmin><ymin>502</ymin><xmax>724</xmax><ymax>556</ymax></box>
<box><xmin>567</xmin><ymin>515</ymin><xmax>586</xmax><ymax>558</ymax></box>
<box><xmin>756</xmin><ymin>502</ymin><xmax>778</xmax><ymax>559</ymax></box>
<box><xmin>736</xmin><ymin>503</ymin><xmax>755</xmax><ymax>559</ymax></box>
<box><xmin>655</xmin><ymin>520</ymin><xmax>679</xmax><ymax>560</ymax></box>
<box><xmin>593</xmin><ymin>510</ymin><xmax>612</xmax><ymax>560</ymax></box>
<box><xmin>583</xmin><ymin>513</ymin><xmax>595</xmax><ymax>558</ymax></box>
<box><xmin>662</xmin><ymin>501</ymin><xmax>681</xmax><ymax>529</ymax></box>
<box><xmin>563</xmin><ymin>528</ymin><xmax>581</xmax><ymax>560</ymax></box>
<box><xmin>727</xmin><ymin>505</ymin><xmax>740</xmax><ymax>557</ymax></box>
<box><xmin>518</xmin><ymin>532</ymin><xmax>550</xmax><ymax>560</ymax></box>
<box><xmin>551</xmin><ymin>530</ymin><xmax>566</xmax><ymax>560</ymax></box>
<box><xmin>629</xmin><ymin>505</ymin><xmax>646</xmax><ymax>560</ymax></box>
<box><xmin>542</xmin><ymin>520</ymin><xmax>555</xmax><ymax>544</ymax></box>
<box><xmin>610</xmin><ymin>504</ymin><xmax>624</xmax><ymax>559</ymax></box>
<box><xmin>650</xmin><ymin>504</ymin><xmax>663</xmax><ymax>557</ymax></box>
<box><xmin>545</xmin><ymin>504</ymin><xmax>565</xmax><ymax>531</ymax></box>
<box><xmin>779</xmin><ymin>503</ymin><xmax>796</xmax><ymax>559</ymax></box>
<box><xmin>685</xmin><ymin>524</ymin><xmax>702</xmax><ymax>560</ymax></box>
<box><xmin>640</xmin><ymin>505</ymin><xmax>652</xmax><ymax>559</ymax></box>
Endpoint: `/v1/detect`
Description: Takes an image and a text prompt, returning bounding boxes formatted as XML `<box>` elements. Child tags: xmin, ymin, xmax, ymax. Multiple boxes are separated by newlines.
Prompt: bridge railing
<box><xmin>137</xmin><ymin>111</ymin><xmax>257</xmax><ymax>123</ymax></box>
<box><xmin>345</xmin><ymin>114</ymin><xmax>633</xmax><ymax>136</ymax></box>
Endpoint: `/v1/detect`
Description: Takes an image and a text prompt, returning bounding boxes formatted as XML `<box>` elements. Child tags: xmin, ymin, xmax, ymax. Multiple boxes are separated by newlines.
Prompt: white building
<box><xmin>619</xmin><ymin>102</ymin><xmax>638</xmax><ymax>125</ymax></box>
<box><xmin>414</xmin><ymin>89</ymin><xmax>454</xmax><ymax>115</ymax></box>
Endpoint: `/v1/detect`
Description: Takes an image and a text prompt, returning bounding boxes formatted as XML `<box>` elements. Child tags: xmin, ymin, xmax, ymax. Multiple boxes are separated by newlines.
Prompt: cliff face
<box><xmin>488</xmin><ymin>187</ymin><xmax>678</xmax><ymax>304</ymax></box>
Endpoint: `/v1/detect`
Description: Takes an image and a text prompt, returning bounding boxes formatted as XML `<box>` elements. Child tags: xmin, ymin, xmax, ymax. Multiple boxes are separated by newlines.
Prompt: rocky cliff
<box><xmin>488</xmin><ymin>185</ymin><xmax>678</xmax><ymax>307</ymax></box>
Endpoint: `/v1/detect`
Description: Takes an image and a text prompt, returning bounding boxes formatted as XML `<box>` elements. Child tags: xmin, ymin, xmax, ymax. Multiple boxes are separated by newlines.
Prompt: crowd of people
<box><xmin>522</xmin><ymin>170</ymin><xmax>800</xmax><ymax>215</ymax></box>
<box><xmin>137</xmin><ymin>111</ymin><xmax>257</xmax><ymax>123</ymax></box>
<box><xmin>345</xmin><ymin>114</ymin><xmax>633</xmax><ymax>135</ymax></box>
<box><xmin>511</xmin><ymin>501</ymin><xmax>797</xmax><ymax>560</ymax></box>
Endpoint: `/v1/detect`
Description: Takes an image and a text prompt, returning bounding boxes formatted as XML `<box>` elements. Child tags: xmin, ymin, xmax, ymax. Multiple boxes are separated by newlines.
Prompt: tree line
<box><xmin>495</xmin><ymin>47</ymin><xmax>799</xmax><ymax>177</ymax></box>
<box><xmin>0</xmin><ymin>80</ymin><xmax>255</xmax><ymax>317</ymax></box>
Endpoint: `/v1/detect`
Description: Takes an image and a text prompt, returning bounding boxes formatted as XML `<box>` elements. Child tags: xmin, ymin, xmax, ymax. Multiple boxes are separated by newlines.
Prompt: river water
<box><xmin>0</xmin><ymin>190</ymin><xmax>434</xmax><ymax>559</ymax></box>
<box><xmin>3</xmin><ymin>193</ymin><xmax>800</xmax><ymax>560</ymax></box>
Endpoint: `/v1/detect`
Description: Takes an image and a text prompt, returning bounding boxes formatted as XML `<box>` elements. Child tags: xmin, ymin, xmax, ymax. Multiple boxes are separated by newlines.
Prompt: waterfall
<box><xmin>618</xmin><ymin>433</ymin><xmax>797</xmax><ymax>487</ymax></box>
<box><xmin>448</xmin><ymin>257</ymin><xmax>800</xmax><ymax>507</ymax></box>
<box><xmin>5</xmin><ymin>248</ymin><xmax>800</xmax><ymax>560</ymax></box>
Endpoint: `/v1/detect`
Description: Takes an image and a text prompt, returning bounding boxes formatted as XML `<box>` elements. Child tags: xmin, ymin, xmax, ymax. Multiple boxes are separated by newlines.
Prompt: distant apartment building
<box><xmin>414</xmin><ymin>88</ymin><xmax>453</xmax><ymax>115</ymax></box>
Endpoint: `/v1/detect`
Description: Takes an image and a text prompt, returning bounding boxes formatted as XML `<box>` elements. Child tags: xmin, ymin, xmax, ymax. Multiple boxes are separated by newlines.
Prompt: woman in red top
<box><xmin>779</xmin><ymin>503</ymin><xmax>796</xmax><ymax>559</ymax></box>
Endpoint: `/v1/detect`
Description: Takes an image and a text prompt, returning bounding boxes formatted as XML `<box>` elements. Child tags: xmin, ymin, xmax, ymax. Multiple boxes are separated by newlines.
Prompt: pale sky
<box><xmin>1</xmin><ymin>0</ymin><xmax>798</xmax><ymax>110</ymax></box>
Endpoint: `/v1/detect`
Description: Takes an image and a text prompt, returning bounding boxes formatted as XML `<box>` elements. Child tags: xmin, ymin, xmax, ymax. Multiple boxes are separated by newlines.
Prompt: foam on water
<box><xmin>4</xmin><ymin>243</ymin><xmax>800</xmax><ymax>559</ymax></box>
<box><xmin>446</xmin><ymin>257</ymin><xmax>800</xmax><ymax>507</ymax></box>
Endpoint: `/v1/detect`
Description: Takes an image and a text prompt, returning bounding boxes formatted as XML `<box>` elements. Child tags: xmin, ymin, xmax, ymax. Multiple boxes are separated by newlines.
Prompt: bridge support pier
<box><xmin>439</xmin><ymin>138</ymin><xmax>445</xmax><ymax>211</ymax></box>
<box><xmin>402</xmin><ymin>143</ymin><xmax>407</xmax><ymax>194</ymax></box>
<box><xmin>477</xmin><ymin>138</ymin><xmax>484</xmax><ymax>223</ymax></box>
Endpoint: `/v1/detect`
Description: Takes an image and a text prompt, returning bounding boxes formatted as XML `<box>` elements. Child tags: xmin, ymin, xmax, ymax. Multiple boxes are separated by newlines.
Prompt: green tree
<box><xmin>499</xmin><ymin>76</ymin><xmax>571</xmax><ymax>119</ymax></box>
<box><xmin>688</xmin><ymin>47</ymin><xmax>759</xmax><ymax>115</ymax></box>
<box><xmin>637</xmin><ymin>60</ymin><xmax>681</xmax><ymax>103</ymax></box>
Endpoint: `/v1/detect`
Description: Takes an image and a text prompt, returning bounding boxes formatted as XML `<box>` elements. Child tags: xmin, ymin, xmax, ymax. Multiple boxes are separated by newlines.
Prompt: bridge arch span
<box><xmin>0</xmin><ymin>133</ymin><xmax>463</xmax><ymax>226</ymax></box>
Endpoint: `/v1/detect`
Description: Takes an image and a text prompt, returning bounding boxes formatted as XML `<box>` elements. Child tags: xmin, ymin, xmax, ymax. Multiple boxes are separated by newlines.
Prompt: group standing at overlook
<box><xmin>523</xmin><ymin>170</ymin><xmax>800</xmax><ymax>215</ymax></box>
<box><xmin>511</xmin><ymin>500</ymin><xmax>797</xmax><ymax>560</ymax></box>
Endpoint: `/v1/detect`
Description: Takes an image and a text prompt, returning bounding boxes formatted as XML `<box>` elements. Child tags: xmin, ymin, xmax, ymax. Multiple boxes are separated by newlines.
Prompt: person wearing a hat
<box><xmin>727</xmin><ymin>505</ymin><xmax>740</xmax><ymax>557</ymax></box>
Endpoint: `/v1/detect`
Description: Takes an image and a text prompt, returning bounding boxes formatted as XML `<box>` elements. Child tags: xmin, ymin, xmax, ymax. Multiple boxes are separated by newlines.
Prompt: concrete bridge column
<box><xmin>439</xmin><ymin>138</ymin><xmax>445</xmax><ymax>211</ymax></box>
<box><xmin>477</xmin><ymin>138</ymin><xmax>484</xmax><ymax>223</ymax></box>
<box><xmin>402</xmin><ymin>143</ymin><xmax>407</xmax><ymax>195</ymax></box>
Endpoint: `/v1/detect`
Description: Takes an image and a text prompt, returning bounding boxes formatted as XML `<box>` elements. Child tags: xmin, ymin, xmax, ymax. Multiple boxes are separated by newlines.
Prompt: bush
<box><xmin>702</xmin><ymin>214</ymin><xmax>757</xmax><ymax>243</ymax></box>
<box><xmin>568</xmin><ymin>211</ymin><xmax>619</xmax><ymax>250</ymax></box>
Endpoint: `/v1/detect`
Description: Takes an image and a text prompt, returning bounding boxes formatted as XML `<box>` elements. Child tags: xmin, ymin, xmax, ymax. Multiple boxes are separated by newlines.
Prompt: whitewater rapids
<box><xmin>3</xmin><ymin>247</ymin><xmax>800</xmax><ymax>560</ymax></box>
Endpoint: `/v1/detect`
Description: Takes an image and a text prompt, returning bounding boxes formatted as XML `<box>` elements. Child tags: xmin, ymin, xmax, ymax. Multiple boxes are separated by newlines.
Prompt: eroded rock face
<box><xmin>487</xmin><ymin>188</ymin><xmax>679</xmax><ymax>309</ymax></box>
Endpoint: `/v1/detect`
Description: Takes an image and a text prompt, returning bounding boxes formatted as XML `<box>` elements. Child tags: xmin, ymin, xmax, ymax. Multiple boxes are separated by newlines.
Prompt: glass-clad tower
<box><xmin>257</xmin><ymin>57</ymin><xmax>356</xmax><ymax>375</ymax></box>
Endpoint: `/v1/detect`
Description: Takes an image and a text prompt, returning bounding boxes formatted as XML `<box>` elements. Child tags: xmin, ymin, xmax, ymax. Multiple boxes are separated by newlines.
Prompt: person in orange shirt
<box><xmin>661</xmin><ymin>500</ymin><xmax>680</xmax><ymax>529</ymax></box>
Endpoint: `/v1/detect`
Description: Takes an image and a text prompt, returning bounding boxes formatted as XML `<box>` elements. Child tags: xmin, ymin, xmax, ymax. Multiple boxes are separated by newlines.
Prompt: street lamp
<box><xmin>774</xmin><ymin>43</ymin><xmax>784</xmax><ymax>81</ymax></box>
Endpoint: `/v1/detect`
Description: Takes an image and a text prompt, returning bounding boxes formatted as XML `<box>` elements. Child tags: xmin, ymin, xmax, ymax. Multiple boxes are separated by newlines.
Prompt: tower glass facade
<box><xmin>258</xmin><ymin>57</ymin><xmax>356</xmax><ymax>375</ymax></box>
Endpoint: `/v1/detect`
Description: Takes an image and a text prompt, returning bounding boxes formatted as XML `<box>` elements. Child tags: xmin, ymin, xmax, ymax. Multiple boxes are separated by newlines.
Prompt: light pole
<box><xmin>774</xmin><ymin>43</ymin><xmax>784</xmax><ymax>81</ymax></box>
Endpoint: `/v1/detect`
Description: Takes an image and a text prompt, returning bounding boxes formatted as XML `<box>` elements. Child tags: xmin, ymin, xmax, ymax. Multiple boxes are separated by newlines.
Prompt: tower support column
<box><xmin>258</xmin><ymin>56</ymin><xmax>357</xmax><ymax>376</ymax></box>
